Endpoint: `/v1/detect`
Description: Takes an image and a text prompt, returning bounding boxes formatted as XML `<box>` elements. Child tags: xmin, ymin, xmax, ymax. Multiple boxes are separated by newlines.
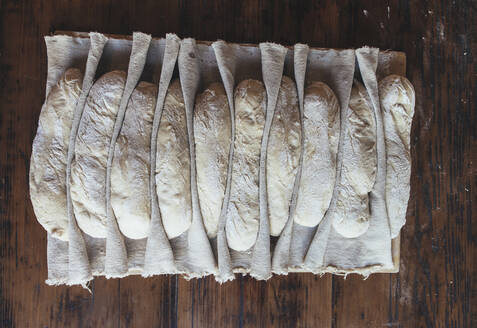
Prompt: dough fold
<box><xmin>194</xmin><ymin>82</ymin><xmax>231</xmax><ymax>239</ymax></box>
<box><xmin>226</xmin><ymin>79</ymin><xmax>266</xmax><ymax>252</ymax></box>
<box><xmin>332</xmin><ymin>81</ymin><xmax>377</xmax><ymax>238</ymax></box>
<box><xmin>111</xmin><ymin>81</ymin><xmax>158</xmax><ymax>239</ymax></box>
<box><xmin>293</xmin><ymin>81</ymin><xmax>340</xmax><ymax>228</ymax></box>
<box><xmin>379</xmin><ymin>75</ymin><xmax>415</xmax><ymax>238</ymax></box>
<box><xmin>30</xmin><ymin>68</ymin><xmax>83</xmax><ymax>241</ymax></box>
<box><xmin>70</xmin><ymin>70</ymin><xmax>126</xmax><ymax>238</ymax></box>
<box><xmin>155</xmin><ymin>79</ymin><xmax>192</xmax><ymax>239</ymax></box>
<box><xmin>267</xmin><ymin>76</ymin><xmax>301</xmax><ymax>236</ymax></box>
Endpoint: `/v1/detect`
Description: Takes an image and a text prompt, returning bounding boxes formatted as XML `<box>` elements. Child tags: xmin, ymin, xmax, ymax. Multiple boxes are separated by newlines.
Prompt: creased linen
<box><xmin>37</xmin><ymin>33</ymin><xmax>410</xmax><ymax>284</ymax></box>
<box><xmin>176</xmin><ymin>38</ymin><xmax>216</xmax><ymax>276</ymax></box>
<box><xmin>143</xmin><ymin>34</ymin><xmax>181</xmax><ymax>276</ymax></box>
<box><xmin>250</xmin><ymin>43</ymin><xmax>288</xmax><ymax>280</ymax></box>
<box><xmin>66</xmin><ymin>33</ymin><xmax>108</xmax><ymax>286</ymax></box>
<box><xmin>211</xmin><ymin>40</ymin><xmax>239</xmax><ymax>282</ymax></box>
<box><xmin>304</xmin><ymin>48</ymin><xmax>396</xmax><ymax>275</ymax></box>
<box><xmin>104</xmin><ymin>32</ymin><xmax>152</xmax><ymax>278</ymax></box>
<box><xmin>301</xmin><ymin>49</ymin><xmax>356</xmax><ymax>271</ymax></box>
<box><xmin>272</xmin><ymin>44</ymin><xmax>309</xmax><ymax>274</ymax></box>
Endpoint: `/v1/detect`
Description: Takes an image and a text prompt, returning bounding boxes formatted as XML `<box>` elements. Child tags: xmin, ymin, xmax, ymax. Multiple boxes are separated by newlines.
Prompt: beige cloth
<box><xmin>175</xmin><ymin>39</ymin><xmax>216</xmax><ymax>276</ymax></box>
<box><xmin>249</xmin><ymin>43</ymin><xmax>288</xmax><ymax>280</ymax></box>
<box><xmin>39</xmin><ymin>33</ymin><xmax>409</xmax><ymax>285</ymax></box>
<box><xmin>271</xmin><ymin>44</ymin><xmax>309</xmax><ymax>274</ymax></box>
<box><xmin>104</xmin><ymin>32</ymin><xmax>152</xmax><ymax>278</ymax></box>
<box><xmin>67</xmin><ymin>33</ymin><xmax>109</xmax><ymax>286</ymax></box>
<box><xmin>211</xmin><ymin>40</ymin><xmax>238</xmax><ymax>282</ymax></box>
<box><xmin>303</xmin><ymin>48</ymin><xmax>394</xmax><ymax>275</ymax></box>
<box><xmin>287</xmin><ymin>49</ymin><xmax>357</xmax><ymax>271</ymax></box>
<box><xmin>143</xmin><ymin>34</ymin><xmax>181</xmax><ymax>276</ymax></box>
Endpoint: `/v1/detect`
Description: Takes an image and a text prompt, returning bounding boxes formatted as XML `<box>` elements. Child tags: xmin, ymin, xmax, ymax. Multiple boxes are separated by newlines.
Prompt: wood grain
<box><xmin>0</xmin><ymin>0</ymin><xmax>475</xmax><ymax>327</ymax></box>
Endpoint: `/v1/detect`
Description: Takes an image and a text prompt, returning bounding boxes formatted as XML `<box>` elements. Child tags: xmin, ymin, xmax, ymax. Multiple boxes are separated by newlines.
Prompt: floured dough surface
<box><xmin>70</xmin><ymin>70</ymin><xmax>126</xmax><ymax>238</ymax></box>
<box><xmin>226</xmin><ymin>79</ymin><xmax>266</xmax><ymax>251</ymax></box>
<box><xmin>194</xmin><ymin>82</ymin><xmax>231</xmax><ymax>239</ymax></box>
<box><xmin>267</xmin><ymin>76</ymin><xmax>301</xmax><ymax>236</ymax></box>
<box><xmin>379</xmin><ymin>75</ymin><xmax>415</xmax><ymax>238</ymax></box>
<box><xmin>111</xmin><ymin>81</ymin><xmax>157</xmax><ymax>239</ymax></box>
<box><xmin>156</xmin><ymin>79</ymin><xmax>192</xmax><ymax>239</ymax></box>
<box><xmin>293</xmin><ymin>81</ymin><xmax>340</xmax><ymax>228</ymax></box>
<box><xmin>30</xmin><ymin>68</ymin><xmax>83</xmax><ymax>241</ymax></box>
<box><xmin>332</xmin><ymin>81</ymin><xmax>377</xmax><ymax>238</ymax></box>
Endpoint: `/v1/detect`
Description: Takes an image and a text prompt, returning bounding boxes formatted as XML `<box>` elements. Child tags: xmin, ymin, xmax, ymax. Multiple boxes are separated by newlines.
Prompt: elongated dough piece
<box><xmin>267</xmin><ymin>76</ymin><xmax>301</xmax><ymax>236</ymax></box>
<box><xmin>30</xmin><ymin>68</ymin><xmax>83</xmax><ymax>241</ymax></box>
<box><xmin>379</xmin><ymin>75</ymin><xmax>415</xmax><ymax>238</ymax></box>
<box><xmin>194</xmin><ymin>82</ymin><xmax>231</xmax><ymax>239</ymax></box>
<box><xmin>156</xmin><ymin>79</ymin><xmax>192</xmax><ymax>239</ymax></box>
<box><xmin>70</xmin><ymin>70</ymin><xmax>126</xmax><ymax>238</ymax></box>
<box><xmin>332</xmin><ymin>81</ymin><xmax>377</xmax><ymax>238</ymax></box>
<box><xmin>111</xmin><ymin>81</ymin><xmax>157</xmax><ymax>239</ymax></box>
<box><xmin>226</xmin><ymin>79</ymin><xmax>266</xmax><ymax>251</ymax></box>
<box><xmin>293</xmin><ymin>81</ymin><xmax>340</xmax><ymax>227</ymax></box>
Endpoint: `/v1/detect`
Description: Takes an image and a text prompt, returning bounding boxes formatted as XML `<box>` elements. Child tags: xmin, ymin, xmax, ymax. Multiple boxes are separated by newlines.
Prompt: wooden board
<box><xmin>0</xmin><ymin>0</ymin><xmax>475</xmax><ymax>327</ymax></box>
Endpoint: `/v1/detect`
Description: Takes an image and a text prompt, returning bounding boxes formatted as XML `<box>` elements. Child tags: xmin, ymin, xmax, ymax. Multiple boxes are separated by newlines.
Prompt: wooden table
<box><xmin>1</xmin><ymin>1</ymin><xmax>475</xmax><ymax>327</ymax></box>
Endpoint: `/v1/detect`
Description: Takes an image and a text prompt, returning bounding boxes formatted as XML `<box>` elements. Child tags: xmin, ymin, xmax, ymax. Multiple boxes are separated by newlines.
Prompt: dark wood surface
<box><xmin>1</xmin><ymin>0</ymin><xmax>475</xmax><ymax>327</ymax></box>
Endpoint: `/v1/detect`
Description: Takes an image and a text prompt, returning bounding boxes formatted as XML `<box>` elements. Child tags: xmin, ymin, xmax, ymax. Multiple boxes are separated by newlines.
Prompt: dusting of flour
<box><xmin>155</xmin><ymin>79</ymin><xmax>192</xmax><ymax>239</ymax></box>
<box><xmin>332</xmin><ymin>81</ymin><xmax>377</xmax><ymax>238</ymax></box>
<box><xmin>379</xmin><ymin>75</ymin><xmax>415</xmax><ymax>238</ymax></box>
<box><xmin>70</xmin><ymin>70</ymin><xmax>126</xmax><ymax>238</ymax></box>
<box><xmin>293</xmin><ymin>81</ymin><xmax>340</xmax><ymax>228</ymax></box>
<box><xmin>194</xmin><ymin>82</ymin><xmax>231</xmax><ymax>239</ymax></box>
<box><xmin>226</xmin><ymin>79</ymin><xmax>266</xmax><ymax>252</ymax></box>
<box><xmin>111</xmin><ymin>81</ymin><xmax>157</xmax><ymax>239</ymax></box>
<box><xmin>30</xmin><ymin>68</ymin><xmax>83</xmax><ymax>241</ymax></box>
<box><xmin>267</xmin><ymin>76</ymin><xmax>301</xmax><ymax>236</ymax></box>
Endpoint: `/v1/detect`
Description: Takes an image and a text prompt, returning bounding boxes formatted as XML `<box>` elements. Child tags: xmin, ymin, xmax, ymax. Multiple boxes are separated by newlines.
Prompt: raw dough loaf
<box><xmin>332</xmin><ymin>81</ymin><xmax>377</xmax><ymax>238</ymax></box>
<box><xmin>194</xmin><ymin>82</ymin><xmax>231</xmax><ymax>239</ymax></box>
<box><xmin>267</xmin><ymin>76</ymin><xmax>301</xmax><ymax>236</ymax></box>
<box><xmin>379</xmin><ymin>75</ymin><xmax>415</xmax><ymax>238</ymax></box>
<box><xmin>226</xmin><ymin>79</ymin><xmax>266</xmax><ymax>252</ymax></box>
<box><xmin>293</xmin><ymin>81</ymin><xmax>340</xmax><ymax>228</ymax></box>
<box><xmin>111</xmin><ymin>81</ymin><xmax>158</xmax><ymax>239</ymax></box>
<box><xmin>70</xmin><ymin>70</ymin><xmax>126</xmax><ymax>238</ymax></box>
<box><xmin>30</xmin><ymin>68</ymin><xmax>83</xmax><ymax>241</ymax></box>
<box><xmin>155</xmin><ymin>79</ymin><xmax>192</xmax><ymax>239</ymax></box>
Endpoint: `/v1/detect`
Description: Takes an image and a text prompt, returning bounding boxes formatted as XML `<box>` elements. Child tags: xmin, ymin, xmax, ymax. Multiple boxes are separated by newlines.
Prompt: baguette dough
<box><xmin>70</xmin><ymin>70</ymin><xmax>126</xmax><ymax>238</ymax></box>
<box><xmin>155</xmin><ymin>79</ymin><xmax>192</xmax><ymax>239</ymax></box>
<box><xmin>332</xmin><ymin>81</ymin><xmax>377</xmax><ymax>238</ymax></box>
<box><xmin>226</xmin><ymin>79</ymin><xmax>266</xmax><ymax>251</ymax></box>
<box><xmin>194</xmin><ymin>82</ymin><xmax>231</xmax><ymax>239</ymax></box>
<box><xmin>379</xmin><ymin>75</ymin><xmax>415</xmax><ymax>238</ymax></box>
<box><xmin>267</xmin><ymin>76</ymin><xmax>301</xmax><ymax>236</ymax></box>
<box><xmin>30</xmin><ymin>68</ymin><xmax>83</xmax><ymax>241</ymax></box>
<box><xmin>293</xmin><ymin>81</ymin><xmax>340</xmax><ymax>228</ymax></box>
<box><xmin>111</xmin><ymin>81</ymin><xmax>157</xmax><ymax>239</ymax></box>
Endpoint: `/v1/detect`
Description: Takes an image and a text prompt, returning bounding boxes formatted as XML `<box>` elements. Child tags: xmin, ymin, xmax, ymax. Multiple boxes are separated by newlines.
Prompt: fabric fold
<box><xmin>221</xmin><ymin>43</ymin><xmax>262</xmax><ymax>273</ymax></box>
<box><xmin>105</xmin><ymin>32</ymin><xmax>152</xmax><ymax>278</ymax></box>
<box><xmin>250</xmin><ymin>43</ymin><xmax>288</xmax><ymax>280</ymax></box>
<box><xmin>304</xmin><ymin>48</ymin><xmax>395</xmax><ymax>274</ymax></box>
<box><xmin>42</xmin><ymin>33</ymin><xmax>93</xmax><ymax>286</ymax></box>
<box><xmin>66</xmin><ymin>32</ymin><xmax>109</xmax><ymax>285</ymax></box>
<box><xmin>302</xmin><ymin>49</ymin><xmax>356</xmax><ymax>271</ymax></box>
<box><xmin>177</xmin><ymin>38</ymin><xmax>216</xmax><ymax>276</ymax></box>
<box><xmin>211</xmin><ymin>40</ymin><xmax>238</xmax><ymax>282</ymax></box>
<box><xmin>271</xmin><ymin>44</ymin><xmax>309</xmax><ymax>274</ymax></box>
<box><xmin>46</xmin><ymin>234</ymin><xmax>69</xmax><ymax>285</ymax></box>
<box><xmin>143</xmin><ymin>34</ymin><xmax>181</xmax><ymax>276</ymax></box>
<box><xmin>37</xmin><ymin>33</ymin><xmax>409</xmax><ymax>283</ymax></box>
